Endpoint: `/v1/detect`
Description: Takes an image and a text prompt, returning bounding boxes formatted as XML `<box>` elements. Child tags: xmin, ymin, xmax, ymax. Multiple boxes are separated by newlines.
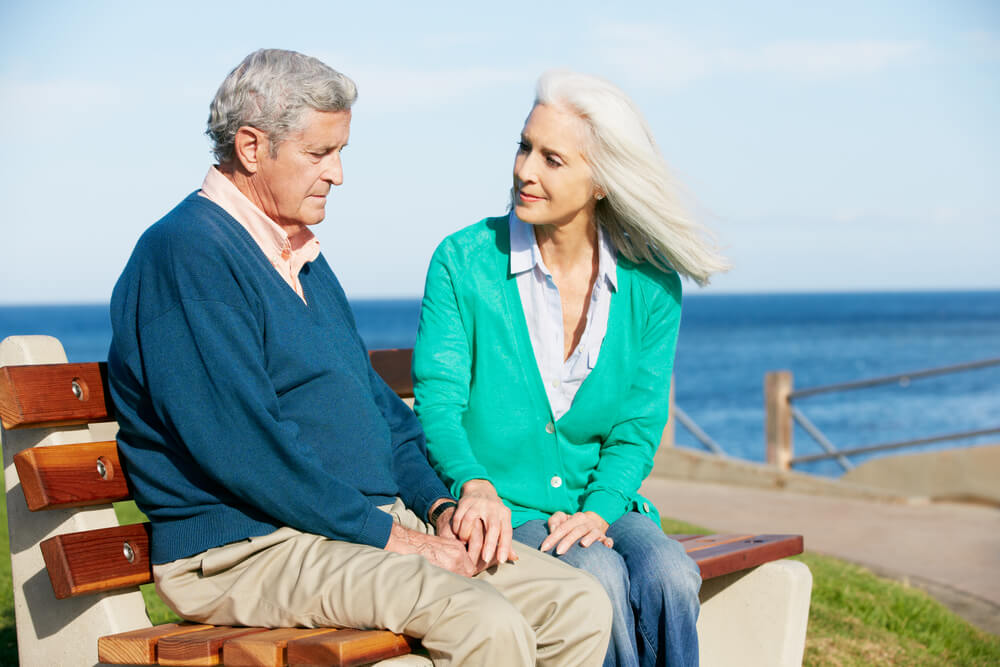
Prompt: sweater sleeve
<box><xmin>367</xmin><ymin>363</ymin><xmax>453</xmax><ymax>520</ymax></box>
<box><xmin>412</xmin><ymin>242</ymin><xmax>496</xmax><ymax>498</ymax></box>
<box><xmin>582</xmin><ymin>270</ymin><xmax>683</xmax><ymax>525</ymax></box>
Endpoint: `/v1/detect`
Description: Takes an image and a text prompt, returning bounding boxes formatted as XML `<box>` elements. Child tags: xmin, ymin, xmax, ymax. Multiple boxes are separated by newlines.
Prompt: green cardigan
<box><xmin>413</xmin><ymin>216</ymin><xmax>682</xmax><ymax>528</ymax></box>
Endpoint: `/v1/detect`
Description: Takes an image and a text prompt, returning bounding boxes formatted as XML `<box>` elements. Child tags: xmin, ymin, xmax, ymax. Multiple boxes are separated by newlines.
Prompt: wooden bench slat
<box><xmin>0</xmin><ymin>362</ymin><xmax>113</xmax><ymax>429</ymax></box>
<box><xmin>692</xmin><ymin>534</ymin><xmax>804</xmax><ymax>580</ymax></box>
<box><xmin>40</xmin><ymin>523</ymin><xmax>152</xmax><ymax>598</ymax></box>
<box><xmin>13</xmin><ymin>440</ymin><xmax>130</xmax><ymax>510</ymax></box>
<box><xmin>158</xmin><ymin>627</ymin><xmax>270</xmax><ymax>666</ymax></box>
<box><xmin>681</xmin><ymin>534</ymin><xmax>756</xmax><ymax>552</ymax></box>
<box><xmin>98</xmin><ymin>623</ymin><xmax>214</xmax><ymax>665</ymax></box>
<box><xmin>222</xmin><ymin>628</ymin><xmax>341</xmax><ymax>667</ymax></box>
<box><xmin>286</xmin><ymin>628</ymin><xmax>417</xmax><ymax>667</ymax></box>
<box><xmin>367</xmin><ymin>349</ymin><xmax>413</xmax><ymax>399</ymax></box>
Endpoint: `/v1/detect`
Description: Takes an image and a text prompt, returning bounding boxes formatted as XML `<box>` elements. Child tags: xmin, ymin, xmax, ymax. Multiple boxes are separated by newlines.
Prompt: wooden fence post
<box><xmin>765</xmin><ymin>371</ymin><xmax>793</xmax><ymax>470</ymax></box>
<box><xmin>661</xmin><ymin>373</ymin><xmax>676</xmax><ymax>448</ymax></box>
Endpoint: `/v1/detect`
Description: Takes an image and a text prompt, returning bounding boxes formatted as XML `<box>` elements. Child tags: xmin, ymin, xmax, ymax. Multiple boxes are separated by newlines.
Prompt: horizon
<box><xmin>3</xmin><ymin>285</ymin><xmax>1000</xmax><ymax>309</ymax></box>
<box><xmin>2</xmin><ymin>1</ymin><xmax>998</xmax><ymax>303</ymax></box>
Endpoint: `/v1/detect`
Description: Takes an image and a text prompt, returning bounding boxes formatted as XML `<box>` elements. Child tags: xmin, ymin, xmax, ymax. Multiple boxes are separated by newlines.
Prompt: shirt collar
<box><xmin>199</xmin><ymin>166</ymin><xmax>321</xmax><ymax>270</ymax></box>
<box><xmin>508</xmin><ymin>211</ymin><xmax>618</xmax><ymax>290</ymax></box>
<box><xmin>509</xmin><ymin>212</ymin><xmax>537</xmax><ymax>276</ymax></box>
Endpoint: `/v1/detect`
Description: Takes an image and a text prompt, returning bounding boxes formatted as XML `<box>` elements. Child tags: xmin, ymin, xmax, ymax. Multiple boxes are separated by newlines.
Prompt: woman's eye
<box><xmin>517</xmin><ymin>140</ymin><xmax>530</xmax><ymax>153</ymax></box>
<box><xmin>546</xmin><ymin>155</ymin><xmax>562</xmax><ymax>167</ymax></box>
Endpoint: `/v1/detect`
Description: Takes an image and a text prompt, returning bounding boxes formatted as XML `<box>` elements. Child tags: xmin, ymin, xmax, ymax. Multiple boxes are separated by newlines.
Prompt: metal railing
<box><xmin>674</xmin><ymin>405</ymin><xmax>726</xmax><ymax>456</ymax></box>
<box><xmin>764</xmin><ymin>357</ymin><xmax>1000</xmax><ymax>472</ymax></box>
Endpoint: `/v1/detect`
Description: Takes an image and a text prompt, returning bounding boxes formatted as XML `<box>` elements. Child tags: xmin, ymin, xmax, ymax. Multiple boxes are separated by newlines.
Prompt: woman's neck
<box><xmin>533</xmin><ymin>215</ymin><xmax>598</xmax><ymax>275</ymax></box>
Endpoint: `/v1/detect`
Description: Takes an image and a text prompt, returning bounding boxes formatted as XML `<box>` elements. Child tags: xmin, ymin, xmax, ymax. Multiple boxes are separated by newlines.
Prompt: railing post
<box><xmin>765</xmin><ymin>370</ymin><xmax>793</xmax><ymax>470</ymax></box>
<box><xmin>661</xmin><ymin>373</ymin><xmax>676</xmax><ymax>448</ymax></box>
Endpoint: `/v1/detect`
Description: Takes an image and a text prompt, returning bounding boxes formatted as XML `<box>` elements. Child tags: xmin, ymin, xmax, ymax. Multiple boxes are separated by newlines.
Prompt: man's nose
<box><xmin>322</xmin><ymin>154</ymin><xmax>343</xmax><ymax>186</ymax></box>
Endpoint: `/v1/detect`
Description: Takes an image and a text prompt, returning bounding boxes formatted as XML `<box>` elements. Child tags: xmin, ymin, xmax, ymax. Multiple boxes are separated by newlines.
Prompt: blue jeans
<box><xmin>513</xmin><ymin>512</ymin><xmax>701</xmax><ymax>667</ymax></box>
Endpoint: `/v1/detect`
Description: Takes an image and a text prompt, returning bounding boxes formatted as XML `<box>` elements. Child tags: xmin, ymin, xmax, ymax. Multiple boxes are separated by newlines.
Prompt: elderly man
<box><xmin>108</xmin><ymin>49</ymin><xmax>611</xmax><ymax>666</ymax></box>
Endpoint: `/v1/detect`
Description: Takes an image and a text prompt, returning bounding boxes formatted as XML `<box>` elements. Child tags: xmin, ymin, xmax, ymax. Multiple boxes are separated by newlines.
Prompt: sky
<box><xmin>1</xmin><ymin>1</ymin><xmax>998</xmax><ymax>303</ymax></box>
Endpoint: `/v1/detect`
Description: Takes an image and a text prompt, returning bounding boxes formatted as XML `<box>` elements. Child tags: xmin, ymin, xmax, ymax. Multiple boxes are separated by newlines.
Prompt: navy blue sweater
<box><xmin>109</xmin><ymin>193</ymin><xmax>449</xmax><ymax>564</ymax></box>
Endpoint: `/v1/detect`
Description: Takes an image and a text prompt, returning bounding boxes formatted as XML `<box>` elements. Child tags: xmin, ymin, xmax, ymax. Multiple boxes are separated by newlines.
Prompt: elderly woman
<box><xmin>413</xmin><ymin>71</ymin><xmax>728</xmax><ymax>667</ymax></box>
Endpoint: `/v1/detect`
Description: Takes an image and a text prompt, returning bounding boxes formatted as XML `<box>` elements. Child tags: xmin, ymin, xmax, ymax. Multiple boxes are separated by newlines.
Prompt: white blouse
<box><xmin>508</xmin><ymin>212</ymin><xmax>618</xmax><ymax>420</ymax></box>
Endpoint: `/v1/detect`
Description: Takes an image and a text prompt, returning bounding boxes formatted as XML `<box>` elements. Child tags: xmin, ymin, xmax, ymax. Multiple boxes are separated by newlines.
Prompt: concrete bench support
<box><xmin>1</xmin><ymin>336</ymin><xmax>152</xmax><ymax>667</ymax></box>
<box><xmin>698</xmin><ymin>559</ymin><xmax>812</xmax><ymax>666</ymax></box>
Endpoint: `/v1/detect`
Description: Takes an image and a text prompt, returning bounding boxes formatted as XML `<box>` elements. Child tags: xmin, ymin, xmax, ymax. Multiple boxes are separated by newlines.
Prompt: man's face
<box><xmin>253</xmin><ymin>109</ymin><xmax>352</xmax><ymax>232</ymax></box>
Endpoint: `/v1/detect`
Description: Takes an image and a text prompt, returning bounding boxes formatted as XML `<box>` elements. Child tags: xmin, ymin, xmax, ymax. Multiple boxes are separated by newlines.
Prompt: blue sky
<box><xmin>1</xmin><ymin>1</ymin><xmax>997</xmax><ymax>303</ymax></box>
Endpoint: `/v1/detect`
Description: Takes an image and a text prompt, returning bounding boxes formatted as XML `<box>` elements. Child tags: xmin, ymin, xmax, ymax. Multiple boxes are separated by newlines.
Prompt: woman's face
<box><xmin>513</xmin><ymin>104</ymin><xmax>599</xmax><ymax>230</ymax></box>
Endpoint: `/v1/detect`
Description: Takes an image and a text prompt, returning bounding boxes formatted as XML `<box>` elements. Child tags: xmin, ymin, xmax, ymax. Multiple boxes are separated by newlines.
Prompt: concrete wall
<box><xmin>652</xmin><ymin>446</ymin><xmax>907</xmax><ymax>502</ymax></box>
<box><xmin>841</xmin><ymin>443</ymin><xmax>1000</xmax><ymax>506</ymax></box>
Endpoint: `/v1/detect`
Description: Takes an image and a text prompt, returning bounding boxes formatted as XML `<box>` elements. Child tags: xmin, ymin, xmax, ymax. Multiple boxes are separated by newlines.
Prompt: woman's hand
<box><xmin>454</xmin><ymin>479</ymin><xmax>517</xmax><ymax>566</ymax></box>
<box><xmin>541</xmin><ymin>511</ymin><xmax>613</xmax><ymax>555</ymax></box>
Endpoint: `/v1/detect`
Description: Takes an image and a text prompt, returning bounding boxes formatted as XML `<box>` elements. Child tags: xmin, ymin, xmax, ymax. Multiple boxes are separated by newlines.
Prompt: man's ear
<box><xmin>233</xmin><ymin>126</ymin><xmax>267</xmax><ymax>174</ymax></box>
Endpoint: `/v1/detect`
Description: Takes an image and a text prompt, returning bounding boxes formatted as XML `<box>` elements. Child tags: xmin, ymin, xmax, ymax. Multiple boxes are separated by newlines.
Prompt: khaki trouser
<box><xmin>154</xmin><ymin>499</ymin><xmax>612</xmax><ymax>666</ymax></box>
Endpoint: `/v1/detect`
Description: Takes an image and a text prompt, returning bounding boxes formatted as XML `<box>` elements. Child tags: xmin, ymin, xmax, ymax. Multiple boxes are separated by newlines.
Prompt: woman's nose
<box><xmin>514</xmin><ymin>154</ymin><xmax>536</xmax><ymax>185</ymax></box>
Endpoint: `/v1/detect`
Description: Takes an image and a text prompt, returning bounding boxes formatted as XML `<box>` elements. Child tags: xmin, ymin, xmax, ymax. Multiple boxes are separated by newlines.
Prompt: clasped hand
<box><xmin>382</xmin><ymin>486</ymin><xmax>518</xmax><ymax>578</ymax></box>
<box><xmin>452</xmin><ymin>479</ymin><xmax>518</xmax><ymax>566</ymax></box>
<box><xmin>384</xmin><ymin>483</ymin><xmax>613</xmax><ymax>577</ymax></box>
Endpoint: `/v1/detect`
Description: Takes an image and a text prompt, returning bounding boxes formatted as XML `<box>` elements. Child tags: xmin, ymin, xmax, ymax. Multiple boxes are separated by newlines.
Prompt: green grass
<box><xmin>661</xmin><ymin>517</ymin><xmax>1000</xmax><ymax>666</ymax></box>
<box><xmin>1</xmin><ymin>500</ymin><xmax>997</xmax><ymax>666</ymax></box>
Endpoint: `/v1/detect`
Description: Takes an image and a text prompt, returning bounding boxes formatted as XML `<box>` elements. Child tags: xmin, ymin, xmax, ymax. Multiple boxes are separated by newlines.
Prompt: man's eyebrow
<box><xmin>305</xmin><ymin>142</ymin><xmax>348</xmax><ymax>152</ymax></box>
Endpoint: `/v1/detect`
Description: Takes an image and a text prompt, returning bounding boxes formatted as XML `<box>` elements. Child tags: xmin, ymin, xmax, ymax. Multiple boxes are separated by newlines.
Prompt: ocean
<box><xmin>2</xmin><ymin>291</ymin><xmax>998</xmax><ymax>478</ymax></box>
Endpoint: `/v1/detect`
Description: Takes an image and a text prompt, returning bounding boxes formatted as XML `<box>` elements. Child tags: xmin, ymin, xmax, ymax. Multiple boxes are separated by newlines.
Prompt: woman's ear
<box><xmin>233</xmin><ymin>126</ymin><xmax>267</xmax><ymax>174</ymax></box>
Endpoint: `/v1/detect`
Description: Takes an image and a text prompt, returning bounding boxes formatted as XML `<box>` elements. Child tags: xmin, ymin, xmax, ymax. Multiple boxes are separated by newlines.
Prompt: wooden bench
<box><xmin>1</xmin><ymin>334</ymin><xmax>808</xmax><ymax>667</ymax></box>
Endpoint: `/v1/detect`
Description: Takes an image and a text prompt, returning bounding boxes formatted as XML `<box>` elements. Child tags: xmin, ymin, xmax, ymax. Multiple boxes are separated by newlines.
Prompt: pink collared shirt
<box><xmin>509</xmin><ymin>212</ymin><xmax>618</xmax><ymax>420</ymax></box>
<box><xmin>199</xmin><ymin>167</ymin><xmax>321</xmax><ymax>303</ymax></box>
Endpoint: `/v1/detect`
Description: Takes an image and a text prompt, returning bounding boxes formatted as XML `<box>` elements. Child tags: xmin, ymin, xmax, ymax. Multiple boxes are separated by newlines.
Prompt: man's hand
<box><xmin>454</xmin><ymin>479</ymin><xmax>517</xmax><ymax>566</ymax></box>
<box><xmin>384</xmin><ymin>523</ymin><xmax>480</xmax><ymax>577</ymax></box>
<box><xmin>540</xmin><ymin>511</ymin><xmax>614</xmax><ymax>555</ymax></box>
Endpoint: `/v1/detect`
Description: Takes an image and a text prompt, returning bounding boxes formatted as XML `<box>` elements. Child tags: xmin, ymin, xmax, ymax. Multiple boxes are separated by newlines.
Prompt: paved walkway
<box><xmin>639</xmin><ymin>477</ymin><xmax>1000</xmax><ymax>635</ymax></box>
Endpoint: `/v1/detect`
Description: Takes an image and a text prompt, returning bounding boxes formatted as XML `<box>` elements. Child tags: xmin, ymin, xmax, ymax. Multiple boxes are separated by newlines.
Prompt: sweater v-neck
<box><xmin>189</xmin><ymin>193</ymin><xmax>321</xmax><ymax>313</ymax></box>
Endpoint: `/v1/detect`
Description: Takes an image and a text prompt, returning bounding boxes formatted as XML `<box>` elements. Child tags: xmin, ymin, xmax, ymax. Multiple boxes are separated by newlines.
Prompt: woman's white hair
<box><xmin>527</xmin><ymin>70</ymin><xmax>729</xmax><ymax>285</ymax></box>
<box><xmin>207</xmin><ymin>49</ymin><xmax>358</xmax><ymax>163</ymax></box>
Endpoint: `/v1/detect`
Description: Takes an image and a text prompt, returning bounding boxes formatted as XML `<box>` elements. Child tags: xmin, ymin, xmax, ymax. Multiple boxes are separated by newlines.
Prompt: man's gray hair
<box><xmin>207</xmin><ymin>49</ymin><xmax>358</xmax><ymax>163</ymax></box>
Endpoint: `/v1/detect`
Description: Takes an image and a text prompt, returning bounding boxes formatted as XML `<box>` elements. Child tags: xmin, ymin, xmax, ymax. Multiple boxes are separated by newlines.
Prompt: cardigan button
<box><xmin>550</xmin><ymin>476</ymin><xmax>563</xmax><ymax>488</ymax></box>
<box><xmin>642</xmin><ymin>502</ymin><xmax>650</xmax><ymax>513</ymax></box>
<box><xmin>545</xmin><ymin>422</ymin><xmax>555</xmax><ymax>434</ymax></box>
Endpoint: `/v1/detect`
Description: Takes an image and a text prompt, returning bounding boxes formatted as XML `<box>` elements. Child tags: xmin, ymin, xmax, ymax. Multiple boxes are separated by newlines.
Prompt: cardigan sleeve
<box><xmin>413</xmin><ymin>242</ymin><xmax>496</xmax><ymax>498</ymax></box>
<box><xmin>582</xmin><ymin>269</ymin><xmax>682</xmax><ymax>525</ymax></box>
